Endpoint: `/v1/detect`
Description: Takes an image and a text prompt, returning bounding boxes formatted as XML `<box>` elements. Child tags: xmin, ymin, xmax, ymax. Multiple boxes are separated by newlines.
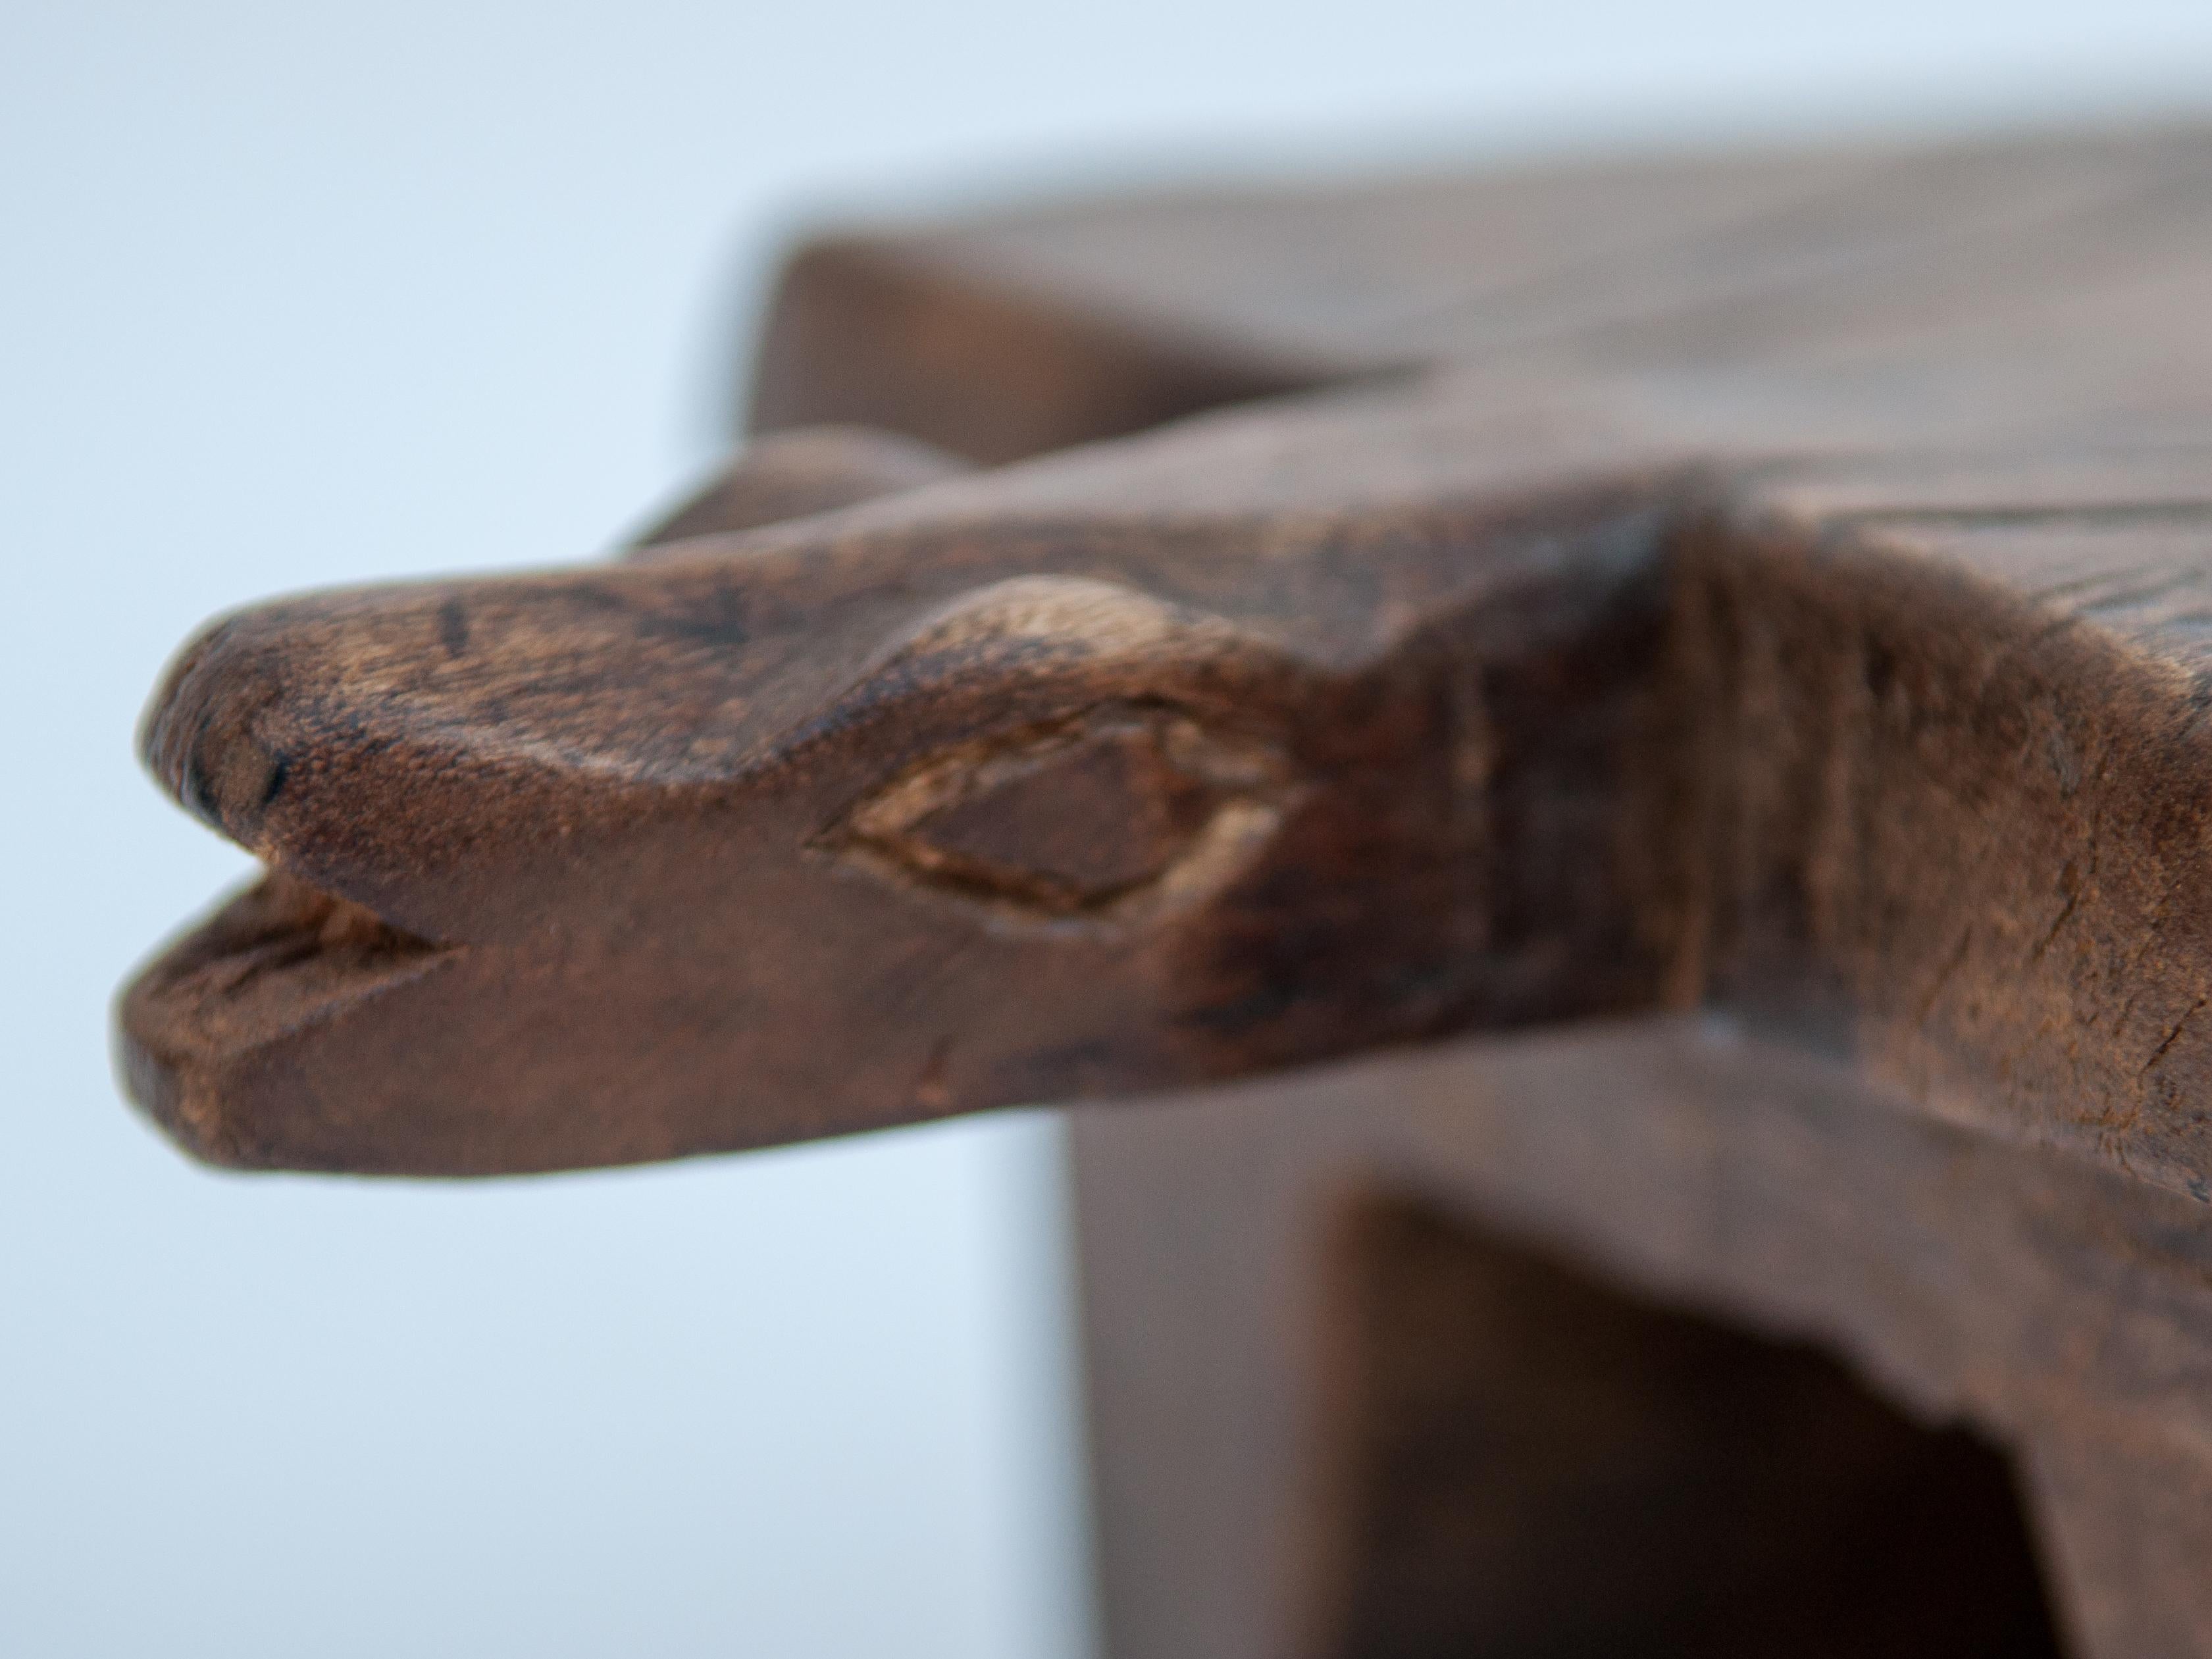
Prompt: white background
<box><xmin>7</xmin><ymin>3</ymin><xmax>2212</xmax><ymax>1654</ymax></box>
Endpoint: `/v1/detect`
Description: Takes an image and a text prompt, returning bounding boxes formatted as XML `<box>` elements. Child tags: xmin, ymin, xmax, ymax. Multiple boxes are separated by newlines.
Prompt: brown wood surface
<box><xmin>115</xmin><ymin>124</ymin><xmax>2212</xmax><ymax>1659</ymax></box>
<box><xmin>1069</xmin><ymin>1026</ymin><xmax>2209</xmax><ymax>1659</ymax></box>
<box><xmin>122</xmin><ymin>125</ymin><xmax>2212</xmax><ymax>1195</ymax></box>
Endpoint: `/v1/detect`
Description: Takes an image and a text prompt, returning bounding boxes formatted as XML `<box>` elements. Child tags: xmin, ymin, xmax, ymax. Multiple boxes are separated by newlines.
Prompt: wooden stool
<box><xmin>123</xmin><ymin>128</ymin><xmax>2212</xmax><ymax>1657</ymax></box>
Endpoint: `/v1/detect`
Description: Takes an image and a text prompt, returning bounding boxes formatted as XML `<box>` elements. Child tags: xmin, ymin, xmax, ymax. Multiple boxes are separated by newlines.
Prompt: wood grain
<box><xmin>112</xmin><ymin>122</ymin><xmax>2212</xmax><ymax>1659</ymax></box>
<box><xmin>1067</xmin><ymin>1025</ymin><xmax>2208</xmax><ymax>1658</ymax></box>
<box><xmin>116</xmin><ymin>129</ymin><xmax>2212</xmax><ymax>1197</ymax></box>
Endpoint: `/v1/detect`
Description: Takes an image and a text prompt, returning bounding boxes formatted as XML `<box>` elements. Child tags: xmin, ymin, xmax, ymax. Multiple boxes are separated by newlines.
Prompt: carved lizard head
<box><xmin>120</xmin><ymin>402</ymin><xmax>1684</xmax><ymax>1173</ymax></box>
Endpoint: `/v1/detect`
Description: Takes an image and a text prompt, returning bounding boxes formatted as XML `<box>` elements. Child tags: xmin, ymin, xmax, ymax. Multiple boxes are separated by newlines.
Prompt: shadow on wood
<box><xmin>1315</xmin><ymin>1195</ymin><xmax>2061</xmax><ymax>1659</ymax></box>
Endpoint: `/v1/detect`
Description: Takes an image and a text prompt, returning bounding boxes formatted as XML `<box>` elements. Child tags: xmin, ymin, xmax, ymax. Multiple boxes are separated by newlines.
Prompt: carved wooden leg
<box><xmin>1070</xmin><ymin>1023</ymin><xmax>2212</xmax><ymax>1658</ymax></box>
<box><xmin>1070</xmin><ymin>1070</ymin><xmax>1325</xmax><ymax>1659</ymax></box>
<box><xmin>2016</xmin><ymin>1427</ymin><xmax>2212</xmax><ymax>1659</ymax></box>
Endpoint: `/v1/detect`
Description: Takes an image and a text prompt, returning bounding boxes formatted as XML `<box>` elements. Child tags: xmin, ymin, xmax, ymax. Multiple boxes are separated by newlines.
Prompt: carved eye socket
<box><xmin>819</xmin><ymin>704</ymin><xmax>1293</xmax><ymax>929</ymax></box>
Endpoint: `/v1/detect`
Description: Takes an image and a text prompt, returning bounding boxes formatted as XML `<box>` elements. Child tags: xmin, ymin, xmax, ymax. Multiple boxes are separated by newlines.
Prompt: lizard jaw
<box><xmin>116</xmin><ymin>869</ymin><xmax>459</xmax><ymax>1169</ymax></box>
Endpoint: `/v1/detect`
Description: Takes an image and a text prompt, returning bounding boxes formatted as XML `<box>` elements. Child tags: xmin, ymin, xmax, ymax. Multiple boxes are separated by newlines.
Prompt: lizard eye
<box><xmin>818</xmin><ymin>703</ymin><xmax>1293</xmax><ymax>929</ymax></box>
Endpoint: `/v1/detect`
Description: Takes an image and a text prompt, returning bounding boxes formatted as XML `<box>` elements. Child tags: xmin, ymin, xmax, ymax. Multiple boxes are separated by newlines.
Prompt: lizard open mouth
<box><xmin>117</xmin><ymin>869</ymin><xmax>458</xmax><ymax>1163</ymax></box>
